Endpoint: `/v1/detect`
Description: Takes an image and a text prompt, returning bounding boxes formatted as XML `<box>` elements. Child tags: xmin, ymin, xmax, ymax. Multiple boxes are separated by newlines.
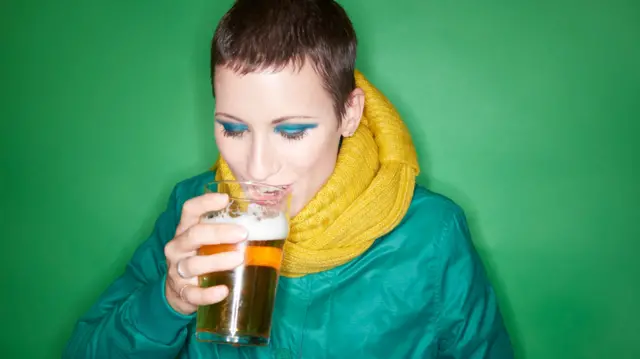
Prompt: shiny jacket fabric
<box><xmin>64</xmin><ymin>171</ymin><xmax>514</xmax><ymax>358</ymax></box>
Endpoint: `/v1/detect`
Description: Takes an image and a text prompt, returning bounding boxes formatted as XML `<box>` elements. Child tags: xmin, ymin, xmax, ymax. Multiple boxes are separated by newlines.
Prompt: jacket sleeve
<box><xmin>436</xmin><ymin>209</ymin><xmax>515</xmax><ymax>359</ymax></box>
<box><xmin>63</xmin><ymin>185</ymin><xmax>195</xmax><ymax>359</ymax></box>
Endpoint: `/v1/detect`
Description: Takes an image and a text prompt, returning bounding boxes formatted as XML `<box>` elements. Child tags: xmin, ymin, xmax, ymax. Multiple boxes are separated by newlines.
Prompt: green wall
<box><xmin>1</xmin><ymin>0</ymin><xmax>638</xmax><ymax>358</ymax></box>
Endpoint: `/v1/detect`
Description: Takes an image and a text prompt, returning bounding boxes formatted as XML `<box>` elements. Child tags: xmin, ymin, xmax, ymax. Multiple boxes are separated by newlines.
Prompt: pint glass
<box><xmin>195</xmin><ymin>181</ymin><xmax>291</xmax><ymax>346</ymax></box>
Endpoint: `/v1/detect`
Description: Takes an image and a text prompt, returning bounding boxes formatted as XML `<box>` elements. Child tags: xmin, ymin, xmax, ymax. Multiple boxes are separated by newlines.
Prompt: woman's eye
<box><xmin>217</xmin><ymin>121</ymin><xmax>248</xmax><ymax>139</ymax></box>
<box><xmin>277</xmin><ymin>129</ymin><xmax>308</xmax><ymax>140</ymax></box>
<box><xmin>274</xmin><ymin>124</ymin><xmax>317</xmax><ymax>141</ymax></box>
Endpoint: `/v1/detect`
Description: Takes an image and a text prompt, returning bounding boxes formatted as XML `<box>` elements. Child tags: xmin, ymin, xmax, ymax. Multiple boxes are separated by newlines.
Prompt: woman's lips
<box><xmin>247</xmin><ymin>184</ymin><xmax>292</xmax><ymax>201</ymax></box>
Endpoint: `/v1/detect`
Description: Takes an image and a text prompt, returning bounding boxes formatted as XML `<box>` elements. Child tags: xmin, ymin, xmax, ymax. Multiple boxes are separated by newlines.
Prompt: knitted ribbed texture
<box><xmin>213</xmin><ymin>70</ymin><xmax>420</xmax><ymax>277</ymax></box>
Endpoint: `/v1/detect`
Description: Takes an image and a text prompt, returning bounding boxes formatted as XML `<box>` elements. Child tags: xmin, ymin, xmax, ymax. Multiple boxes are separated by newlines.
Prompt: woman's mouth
<box><xmin>246</xmin><ymin>183</ymin><xmax>292</xmax><ymax>201</ymax></box>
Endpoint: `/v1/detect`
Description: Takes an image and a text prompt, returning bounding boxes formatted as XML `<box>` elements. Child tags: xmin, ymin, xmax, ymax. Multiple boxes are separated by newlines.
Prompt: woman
<box><xmin>64</xmin><ymin>0</ymin><xmax>514</xmax><ymax>358</ymax></box>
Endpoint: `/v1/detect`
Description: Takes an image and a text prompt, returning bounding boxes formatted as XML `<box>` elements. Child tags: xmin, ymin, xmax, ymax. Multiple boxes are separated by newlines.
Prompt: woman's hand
<box><xmin>163</xmin><ymin>193</ymin><xmax>248</xmax><ymax>315</ymax></box>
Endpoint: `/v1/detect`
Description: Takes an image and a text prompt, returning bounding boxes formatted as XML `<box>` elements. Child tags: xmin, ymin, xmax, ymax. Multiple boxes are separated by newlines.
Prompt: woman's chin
<box><xmin>288</xmin><ymin>196</ymin><xmax>307</xmax><ymax>218</ymax></box>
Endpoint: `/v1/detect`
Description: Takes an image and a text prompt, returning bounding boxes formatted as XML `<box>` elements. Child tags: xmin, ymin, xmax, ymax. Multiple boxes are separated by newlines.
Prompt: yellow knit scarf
<box><xmin>213</xmin><ymin>70</ymin><xmax>420</xmax><ymax>277</ymax></box>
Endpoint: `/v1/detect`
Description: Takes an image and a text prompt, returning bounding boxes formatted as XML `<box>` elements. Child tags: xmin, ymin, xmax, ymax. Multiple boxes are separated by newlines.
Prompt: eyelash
<box><xmin>219</xmin><ymin>124</ymin><xmax>310</xmax><ymax>141</ymax></box>
<box><xmin>220</xmin><ymin>128</ymin><xmax>246</xmax><ymax>139</ymax></box>
<box><xmin>276</xmin><ymin>129</ymin><xmax>309</xmax><ymax>141</ymax></box>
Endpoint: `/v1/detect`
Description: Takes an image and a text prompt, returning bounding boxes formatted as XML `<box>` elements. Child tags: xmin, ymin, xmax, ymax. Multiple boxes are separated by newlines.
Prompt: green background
<box><xmin>1</xmin><ymin>0</ymin><xmax>639</xmax><ymax>358</ymax></box>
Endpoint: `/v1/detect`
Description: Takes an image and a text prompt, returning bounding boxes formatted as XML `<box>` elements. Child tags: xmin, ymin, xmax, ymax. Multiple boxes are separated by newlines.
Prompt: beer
<box><xmin>195</xmin><ymin>212</ymin><xmax>289</xmax><ymax>346</ymax></box>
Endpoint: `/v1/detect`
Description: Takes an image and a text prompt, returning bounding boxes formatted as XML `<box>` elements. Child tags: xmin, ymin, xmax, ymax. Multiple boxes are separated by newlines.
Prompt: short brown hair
<box><xmin>211</xmin><ymin>0</ymin><xmax>358</xmax><ymax>120</ymax></box>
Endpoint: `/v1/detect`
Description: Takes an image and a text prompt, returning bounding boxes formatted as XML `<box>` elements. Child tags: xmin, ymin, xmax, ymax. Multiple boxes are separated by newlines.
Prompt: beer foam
<box><xmin>202</xmin><ymin>212</ymin><xmax>289</xmax><ymax>241</ymax></box>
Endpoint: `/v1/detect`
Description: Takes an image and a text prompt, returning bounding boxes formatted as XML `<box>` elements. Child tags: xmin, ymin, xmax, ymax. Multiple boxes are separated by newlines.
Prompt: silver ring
<box><xmin>176</xmin><ymin>259</ymin><xmax>189</xmax><ymax>279</ymax></box>
<box><xmin>178</xmin><ymin>284</ymin><xmax>190</xmax><ymax>303</ymax></box>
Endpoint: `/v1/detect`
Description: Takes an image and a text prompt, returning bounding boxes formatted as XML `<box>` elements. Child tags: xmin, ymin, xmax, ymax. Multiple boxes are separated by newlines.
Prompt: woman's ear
<box><xmin>340</xmin><ymin>88</ymin><xmax>365</xmax><ymax>137</ymax></box>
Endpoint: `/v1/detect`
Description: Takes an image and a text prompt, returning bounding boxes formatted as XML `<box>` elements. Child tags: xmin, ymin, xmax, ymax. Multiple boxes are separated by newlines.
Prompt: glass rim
<box><xmin>204</xmin><ymin>180</ymin><xmax>291</xmax><ymax>202</ymax></box>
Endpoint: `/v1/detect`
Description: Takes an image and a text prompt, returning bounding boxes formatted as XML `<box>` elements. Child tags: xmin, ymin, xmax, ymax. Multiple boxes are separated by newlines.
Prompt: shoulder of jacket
<box><xmin>401</xmin><ymin>184</ymin><xmax>467</xmax><ymax>229</ymax></box>
<box><xmin>172</xmin><ymin>170</ymin><xmax>216</xmax><ymax>205</ymax></box>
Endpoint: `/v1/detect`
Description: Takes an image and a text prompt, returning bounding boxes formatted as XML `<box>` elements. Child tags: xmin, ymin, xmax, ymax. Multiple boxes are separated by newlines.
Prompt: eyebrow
<box><xmin>215</xmin><ymin>112</ymin><xmax>317</xmax><ymax>124</ymax></box>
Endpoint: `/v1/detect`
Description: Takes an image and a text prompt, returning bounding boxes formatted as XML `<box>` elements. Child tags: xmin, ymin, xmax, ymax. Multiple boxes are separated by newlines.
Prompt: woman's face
<box><xmin>213</xmin><ymin>63</ymin><xmax>363</xmax><ymax>216</ymax></box>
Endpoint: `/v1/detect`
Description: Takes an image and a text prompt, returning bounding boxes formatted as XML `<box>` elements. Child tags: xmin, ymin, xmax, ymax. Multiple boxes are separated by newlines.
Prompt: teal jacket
<box><xmin>64</xmin><ymin>171</ymin><xmax>514</xmax><ymax>358</ymax></box>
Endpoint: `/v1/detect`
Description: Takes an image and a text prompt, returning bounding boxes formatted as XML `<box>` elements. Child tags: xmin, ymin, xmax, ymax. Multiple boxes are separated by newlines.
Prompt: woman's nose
<box><xmin>246</xmin><ymin>135</ymin><xmax>279</xmax><ymax>182</ymax></box>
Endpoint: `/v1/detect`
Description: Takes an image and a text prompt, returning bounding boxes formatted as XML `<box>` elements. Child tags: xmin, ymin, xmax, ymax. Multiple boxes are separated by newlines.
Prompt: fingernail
<box><xmin>216</xmin><ymin>285</ymin><xmax>229</xmax><ymax>300</ymax></box>
<box><xmin>235</xmin><ymin>227</ymin><xmax>249</xmax><ymax>240</ymax></box>
<box><xmin>210</xmin><ymin>285</ymin><xmax>229</xmax><ymax>302</ymax></box>
<box><xmin>229</xmin><ymin>251</ymin><xmax>245</xmax><ymax>264</ymax></box>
